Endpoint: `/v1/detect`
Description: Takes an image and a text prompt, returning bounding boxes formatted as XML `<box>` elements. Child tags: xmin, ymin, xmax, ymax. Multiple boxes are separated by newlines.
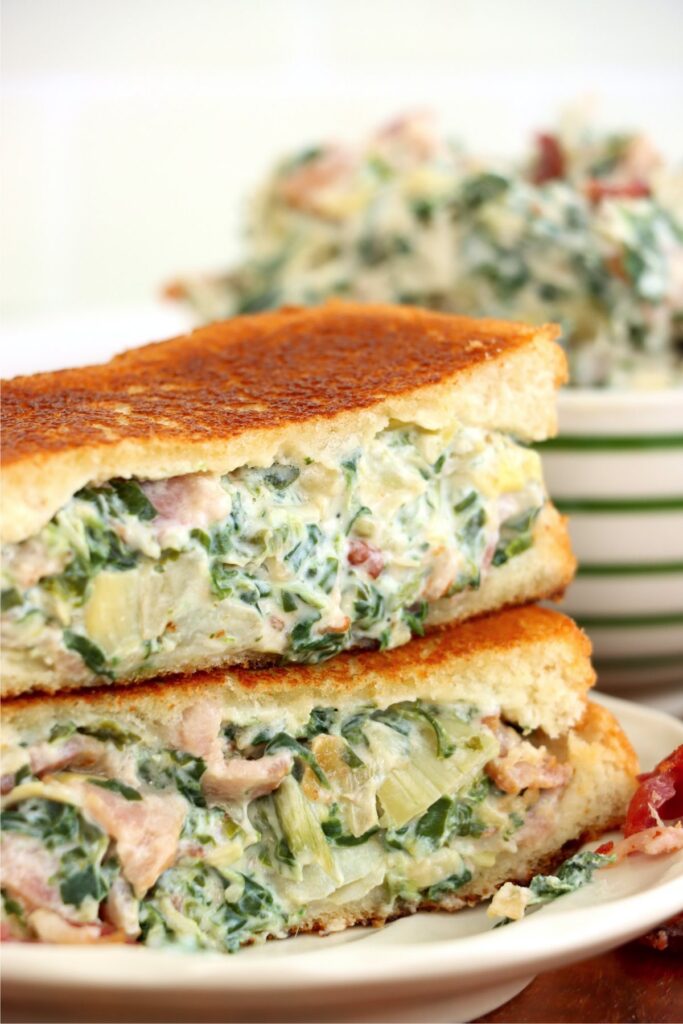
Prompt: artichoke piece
<box><xmin>378</xmin><ymin>727</ymin><xmax>499</xmax><ymax>829</ymax></box>
<box><xmin>83</xmin><ymin>568</ymin><xmax>141</xmax><ymax>658</ymax></box>
<box><xmin>273</xmin><ymin>776</ymin><xmax>338</xmax><ymax>880</ymax></box>
<box><xmin>301</xmin><ymin>734</ymin><xmax>378</xmax><ymax>837</ymax></box>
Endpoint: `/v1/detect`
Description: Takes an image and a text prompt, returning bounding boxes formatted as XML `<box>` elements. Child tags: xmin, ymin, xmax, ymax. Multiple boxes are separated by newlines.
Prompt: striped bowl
<box><xmin>539</xmin><ymin>387</ymin><xmax>683</xmax><ymax>688</ymax></box>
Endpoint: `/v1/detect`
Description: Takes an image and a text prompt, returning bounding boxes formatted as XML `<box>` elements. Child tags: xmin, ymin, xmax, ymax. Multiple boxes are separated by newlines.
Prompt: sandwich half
<box><xmin>0</xmin><ymin>606</ymin><xmax>637</xmax><ymax>950</ymax></box>
<box><xmin>1</xmin><ymin>303</ymin><xmax>573</xmax><ymax>696</ymax></box>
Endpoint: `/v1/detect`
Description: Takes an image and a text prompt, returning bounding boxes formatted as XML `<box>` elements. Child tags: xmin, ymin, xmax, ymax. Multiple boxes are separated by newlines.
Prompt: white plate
<box><xmin>2</xmin><ymin>694</ymin><xmax>683</xmax><ymax>1024</ymax></box>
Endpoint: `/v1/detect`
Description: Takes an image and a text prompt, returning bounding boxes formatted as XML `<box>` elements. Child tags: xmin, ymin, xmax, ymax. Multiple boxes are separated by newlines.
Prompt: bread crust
<box><xmin>2</xmin><ymin>605</ymin><xmax>594</xmax><ymax>740</ymax></box>
<box><xmin>1</xmin><ymin>303</ymin><xmax>565</xmax><ymax>543</ymax></box>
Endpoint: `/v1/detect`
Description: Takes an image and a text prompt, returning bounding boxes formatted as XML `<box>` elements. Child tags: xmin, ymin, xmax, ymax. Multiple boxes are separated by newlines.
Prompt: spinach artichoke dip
<box><xmin>0</xmin><ymin>693</ymin><xmax>574</xmax><ymax>948</ymax></box>
<box><xmin>173</xmin><ymin>112</ymin><xmax>683</xmax><ymax>387</ymax></box>
<box><xmin>1</xmin><ymin>424</ymin><xmax>544</xmax><ymax>688</ymax></box>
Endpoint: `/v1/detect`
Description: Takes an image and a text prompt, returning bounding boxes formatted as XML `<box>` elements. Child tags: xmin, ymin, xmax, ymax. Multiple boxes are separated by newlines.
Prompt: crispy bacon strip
<box><xmin>624</xmin><ymin>744</ymin><xmax>683</xmax><ymax>837</ymax></box>
<box><xmin>585</xmin><ymin>178</ymin><xmax>650</xmax><ymax>203</ymax></box>
<box><xmin>347</xmin><ymin>539</ymin><xmax>384</xmax><ymax>579</ymax></box>
<box><xmin>532</xmin><ymin>133</ymin><xmax>565</xmax><ymax>184</ymax></box>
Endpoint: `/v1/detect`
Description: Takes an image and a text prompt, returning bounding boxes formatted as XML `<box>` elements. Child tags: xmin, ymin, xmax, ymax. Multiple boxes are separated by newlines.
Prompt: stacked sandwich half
<box><xmin>0</xmin><ymin>304</ymin><xmax>637</xmax><ymax>949</ymax></box>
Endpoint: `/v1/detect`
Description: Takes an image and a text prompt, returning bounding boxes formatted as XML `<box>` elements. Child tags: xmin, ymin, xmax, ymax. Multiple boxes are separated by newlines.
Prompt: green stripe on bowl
<box><xmin>594</xmin><ymin>652</ymin><xmax>683</xmax><ymax>669</ymax></box>
<box><xmin>555</xmin><ymin>496</ymin><xmax>683</xmax><ymax>513</ymax></box>
<box><xmin>577</xmin><ymin>560</ymin><xmax>683</xmax><ymax>576</ymax></box>
<box><xmin>538</xmin><ymin>434</ymin><xmax>683</xmax><ymax>451</ymax></box>
<box><xmin>574</xmin><ymin>612</ymin><xmax>683</xmax><ymax>629</ymax></box>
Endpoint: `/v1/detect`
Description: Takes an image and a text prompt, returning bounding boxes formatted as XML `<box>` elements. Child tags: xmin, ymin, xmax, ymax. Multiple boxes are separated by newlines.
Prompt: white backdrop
<box><xmin>3</xmin><ymin>0</ymin><xmax>683</xmax><ymax>328</ymax></box>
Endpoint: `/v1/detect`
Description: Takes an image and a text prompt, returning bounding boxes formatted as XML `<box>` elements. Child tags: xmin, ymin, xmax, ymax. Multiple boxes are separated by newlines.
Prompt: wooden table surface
<box><xmin>476</xmin><ymin>940</ymin><xmax>682</xmax><ymax>1023</ymax></box>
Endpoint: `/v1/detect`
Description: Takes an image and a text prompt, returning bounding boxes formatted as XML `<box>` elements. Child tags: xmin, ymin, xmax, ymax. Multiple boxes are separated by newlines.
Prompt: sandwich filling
<box><xmin>1</xmin><ymin>695</ymin><xmax>573</xmax><ymax>949</ymax></box>
<box><xmin>1</xmin><ymin>423</ymin><xmax>544</xmax><ymax>686</ymax></box>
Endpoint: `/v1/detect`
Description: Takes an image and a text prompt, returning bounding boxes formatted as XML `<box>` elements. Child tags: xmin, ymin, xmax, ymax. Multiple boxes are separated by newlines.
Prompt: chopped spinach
<box><xmin>424</xmin><ymin>867</ymin><xmax>473</xmax><ymax>900</ymax></box>
<box><xmin>264</xmin><ymin>732</ymin><xmax>328</xmax><ymax>788</ymax></box>
<box><xmin>403</xmin><ymin>600</ymin><xmax>428</xmax><ymax>637</ymax></box>
<box><xmin>1</xmin><ymin>588</ymin><xmax>22</xmax><ymax>613</ymax></box>
<box><xmin>210</xmin><ymin>565</ymin><xmax>271</xmax><ymax>605</ymax></box>
<box><xmin>0</xmin><ymin>798</ymin><xmax>103</xmax><ymax>851</ymax></box>
<box><xmin>374</xmin><ymin>700</ymin><xmax>456</xmax><ymax>758</ymax></box>
<box><xmin>274</xmin><ymin>838</ymin><xmax>296</xmax><ymax>868</ymax></box>
<box><xmin>109</xmin><ymin>479</ymin><xmax>158</xmax><ymax>520</ymax></box>
<box><xmin>453</xmin><ymin>491</ymin><xmax>478</xmax><ymax>514</ymax></box>
<box><xmin>48</xmin><ymin>722</ymin><xmax>77</xmax><ymax>743</ymax></box>
<box><xmin>138</xmin><ymin>749</ymin><xmax>207</xmax><ymax>806</ymax></box>
<box><xmin>415</xmin><ymin>796</ymin><xmax>452</xmax><ymax>843</ymax></box>
<box><xmin>414</xmin><ymin>793</ymin><xmax>486</xmax><ymax>845</ymax></box>
<box><xmin>63</xmin><ymin>631</ymin><xmax>113</xmax><ymax>678</ymax></box>
<box><xmin>456</xmin><ymin>172</ymin><xmax>509</xmax><ymax>212</ymax></box>
<box><xmin>90</xmin><ymin>778</ymin><xmax>142</xmax><ymax>801</ymax></box>
<box><xmin>288</xmin><ymin>616</ymin><xmax>347</xmax><ymax>662</ymax></box>
<box><xmin>529</xmin><ymin>851</ymin><xmax>615</xmax><ymax>901</ymax></box>
<box><xmin>2</xmin><ymin>890</ymin><xmax>25</xmax><ymax>921</ymax></box>
<box><xmin>302</xmin><ymin>707</ymin><xmax>337</xmax><ymax>739</ymax></box>
<box><xmin>263</xmin><ymin>465</ymin><xmax>300</xmax><ymax>490</ymax></box>
<box><xmin>492</xmin><ymin>506</ymin><xmax>541</xmax><ymax>567</ymax></box>
<box><xmin>284</xmin><ymin>524</ymin><xmax>322</xmax><ymax>572</ymax></box>
<box><xmin>353</xmin><ymin>582</ymin><xmax>385</xmax><ymax>629</ymax></box>
<box><xmin>78</xmin><ymin>720</ymin><xmax>140</xmax><ymax>749</ymax></box>
<box><xmin>60</xmin><ymin>863</ymin><xmax>109</xmax><ymax>906</ymax></box>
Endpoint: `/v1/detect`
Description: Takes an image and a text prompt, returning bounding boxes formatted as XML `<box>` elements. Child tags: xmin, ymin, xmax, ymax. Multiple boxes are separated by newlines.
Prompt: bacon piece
<box><xmin>0</xmin><ymin>834</ymin><xmax>64</xmax><ymax>915</ymax></box>
<box><xmin>532</xmin><ymin>133</ymin><xmax>565</xmax><ymax>184</ymax></box>
<box><xmin>348</xmin><ymin>540</ymin><xmax>384</xmax><ymax>579</ymax></box>
<box><xmin>178</xmin><ymin>701</ymin><xmax>223</xmax><ymax>760</ymax></box>
<box><xmin>176</xmin><ymin>700</ymin><xmax>293</xmax><ymax>804</ymax></box>
<box><xmin>81</xmin><ymin>784</ymin><xmax>186</xmax><ymax>898</ymax></box>
<box><xmin>141</xmin><ymin>473</ymin><xmax>231</xmax><ymax>532</ymax></box>
<box><xmin>373</xmin><ymin>111</ymin><xmax>439</xmax><ymax>162</ymax></box>
<box><xmin>276</xmin><ymin>146</ymin><xmax>355</xmax><ymax>214</ymax></box>
<box><xmin>625</xmin><ymin>743</ymin><xmax>683</xmax><ymax>836</ymax></box>
<box><xmin>596</xmin><ymin>840</ymin><xmax>614</xmax><ymax>856</ymax></box>
<box><xmin>104</xmin><ymin>876</ymin><xmax>140</xmax><ymax>939</ymax></box>
<box><xmin>202</xmin><ymin>753</ymin><xmax>292</xmax><ymax>804</ymax></box>
<box><xmin>29</xmin><ymin>735</ymin><xmax>106</xmax><ymax>777</ymax></box>
<box><xmin>486</xmin><ymin>742</ymin><xmax>572</xmax><ymax>796</ymax></box>
<box><xmin>423</xmin><ymin>547</ymin><xmax>458</xmax><ymax>601</ymax></box>
<box><xmin>1</xmin><ymin>774</ymin><xmax>16</xmax><ymax>796</ymax></box>
<box><xmin>28</xmin><ymin>910</ymin><xmax>121</xmax><ymax>945</ymax></box>
<box><xmin>608</xmin><ymin>824</ymin><xmax>683</xmax><ymax>861</ymax></box>
<box><xmin>585</xmin><ymin>178</ymin><xmax>650</xmax><ymax>203</ymax></box>
<box><xmin>321</xmin><ymin>615</ymin><xmax>351</xmax><ymax>635</ymax></box>
<box><xmin>1</xmin><ymin>920</ymin><xmax>26</xmax><ymax>942</ymax></box>
<box><xmin>2</xmin><ymin>537</ymin><xmax>67</xmax><ymax>590</ymax></box>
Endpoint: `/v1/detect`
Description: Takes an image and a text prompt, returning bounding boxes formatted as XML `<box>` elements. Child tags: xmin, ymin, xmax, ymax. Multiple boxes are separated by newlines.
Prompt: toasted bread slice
<box><xmin>0</xmin><ymin>610</ymin><xmax>636</xmax><ymax>953</ymax></box>
<box><xmin>1</xmin><ymin>304</ymin><xmax>571</xmax><ymax>696</ymax></box>
<box><xmin>3</xmin><ymin>606</ymin><xmax>593</xmax><ymax>741</ymax></box>
<box><xmin>2</xmin><ymin>303</ymin><xmax>564</xmax><ymax>543</ymax></box>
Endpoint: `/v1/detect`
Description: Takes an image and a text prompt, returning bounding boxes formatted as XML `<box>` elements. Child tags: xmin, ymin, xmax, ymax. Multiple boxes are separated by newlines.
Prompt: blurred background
<box><xmin>3</xmin><ymin>0</ymin><xmax>683</xmax><ymax>333</ymax></box>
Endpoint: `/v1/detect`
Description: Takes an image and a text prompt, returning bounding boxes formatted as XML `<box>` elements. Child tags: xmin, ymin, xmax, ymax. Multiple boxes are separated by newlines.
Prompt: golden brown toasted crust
<box><xmin>1</xmin><ymin>303</ymin><xmax>565</xmax><ymax>543</ymax></box>
<box><xmin>2</xmin><ymin>605</ymin><xmax>594</xmax><ymax>740</ymax></box>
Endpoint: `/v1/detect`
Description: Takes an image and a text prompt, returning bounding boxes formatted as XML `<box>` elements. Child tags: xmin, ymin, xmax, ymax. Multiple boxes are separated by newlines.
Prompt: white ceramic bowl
<box><xmin>540</xmin><ymin>387</ymin><xmax>683</xmax><ymax>687</ymax></box>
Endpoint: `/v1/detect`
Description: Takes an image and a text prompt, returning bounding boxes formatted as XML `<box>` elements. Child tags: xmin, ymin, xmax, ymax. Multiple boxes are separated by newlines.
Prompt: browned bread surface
<box><xmin>2</xmin><ymin>304</ymin><xmax>563</xmax><ymax>466</ymax></box>
<box><xmin>1</xmin><ymin>303</ymin><xmax>564</xmax><ymax>542</ymax></box>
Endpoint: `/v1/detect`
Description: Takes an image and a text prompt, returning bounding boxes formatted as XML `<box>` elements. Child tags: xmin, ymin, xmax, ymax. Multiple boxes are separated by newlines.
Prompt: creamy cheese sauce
<box><xmin>0</xmin><ymin>698</ymin><xmax>572</xmax><ymax>950</ymax></box>
<box><xmin>1</xmin><ymin>424</ymin><xmax>544</xmax><ymax>685</ymax></box>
